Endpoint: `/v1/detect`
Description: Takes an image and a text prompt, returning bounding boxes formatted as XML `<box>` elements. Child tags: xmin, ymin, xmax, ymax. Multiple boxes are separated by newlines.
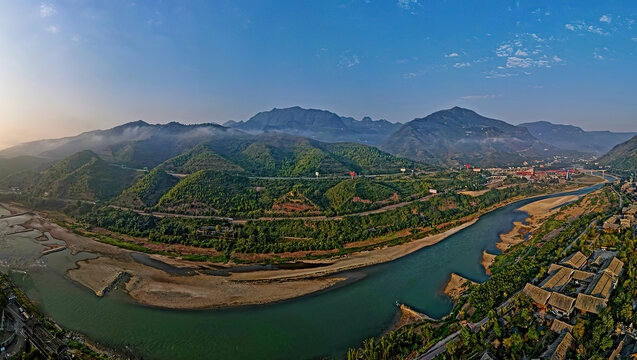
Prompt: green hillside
<box><xmin>30</xmin><ymin>150</ymin><xmax>141</xmax><ymax>201</ymax></box>
<box><xmin>0</xmin><ymin>156</ymin><xmax>54</xmax><ymax>180</ymax></box>
<box><xmin>325</xmin><ymin>178</ymin><xmax>399</xmax><ymax>211</ymax></box>
<box><xmin>597</xmin><ymin>135</ymin><xmax>637</xmax><ymax>172</ymax></box>
<box><xmin>157</xmin><ymin>171</ymin><xmax>259</xmax><ymax>214</ymax></box>
<box><xmin>323</xmin><ymin>143</ymin><xmax>414</xmax><ymax>174</ymax></box>
<box><xmin>113</xmin><ymin>168</ymin><xmax>180</xmax><ymax>207</ymax></box>
<box><xmin>209</xmin><ymin>133</ymin><xmax>418</xmax><ymax>177</ymax></box>
<box><xmin>159</xmin><ymin>144</ymin><xmax>244</xmax><ymax>174</ymax></box>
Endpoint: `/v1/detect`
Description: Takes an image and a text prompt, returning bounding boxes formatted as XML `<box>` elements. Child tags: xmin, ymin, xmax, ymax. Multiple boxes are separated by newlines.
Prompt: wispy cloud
<box><xmin>444</xmin><ymin>52</ymin><xmax>459</xmax><ymax>57</ymax></box>
<box><xmin>458</xmin><ymin>94</ymin><xmax>500</xmax><ymax>100</ymax></box>
<box><xmin>453</xmin><ymin>62</ymin><xmax>471</xmax><ymax>68</ymax></box>
<box><xmin>564</xmin><ymin>21</ymin><xmax>609</xmax><ymax>35</ymax></box>
<box><xmin>505</xmin><ymin>56</ymin><xmax>550</xmax><ymax>68</ymax></box>
<box><xmin>403</xmin><ymin>72</ymin><xmax>418</xmax><ymax>79</ymax></box>
<box><xmin>484</xmin><ymin>71</ymin><xmax>518</xmax><ymax>79</ymax></box>
<box><xmin>593</xmin><ymin>52</ymin><xmax>604</xmax><ymax>60</ymax></box>
<box><xmin>490</xmin><ymin>33</ymin><xmax>562</xmax><ymax>77</ymax></box>
<box><xmin>599</xmin><ymin>14</ymin><xmax>612</xmax><ymax>23</ymax></box>
<box><xmin>39</xmin><ymin>3</ymin><xmax>56</xmax><ymax>18</ymax></box>
<box><xmin>339</xmin><ymin>52</ymin><xmax>360</xmax><ymax>68</ymax></box>
<box><xmin>397</xmin><ymin>0</ymin><xmax>420</xmax><ymax>14</ymax></box>
<box><xmin>45</xmin><ymin>25</ymin><xmax>59</xmax><ymax>33</ymax></box>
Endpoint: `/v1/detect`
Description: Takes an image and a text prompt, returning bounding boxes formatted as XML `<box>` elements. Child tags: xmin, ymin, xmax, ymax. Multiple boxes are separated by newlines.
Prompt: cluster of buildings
<box><xmin>523</xmin><ymin>250</ymin><xmax>625</xmax><ymax>359</ymax></box>
<box><xmin>479</xmin><ymin>166</ymin><xmax>580</xmax><ymax>183</ymax></box>
<box><xmin>604</xmin><ymin>203</ymin><xmax>637</xmax><ymax>232</ymax></box>
<box><xmin>514</xmin><ymin>168</ymin><xmax>577</xmax><ymax>183</ymax></box>
<box><xmin>524</xmin><ymin>250</ymin><xmax>623</xmax><ymax>318</ymax></box>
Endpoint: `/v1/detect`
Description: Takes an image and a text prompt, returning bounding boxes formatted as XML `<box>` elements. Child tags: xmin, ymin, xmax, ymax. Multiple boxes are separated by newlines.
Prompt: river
<box><xmin>0</xmin><ymin>180</ymin><xmax>609</xmax><ymax>360</ymax></box>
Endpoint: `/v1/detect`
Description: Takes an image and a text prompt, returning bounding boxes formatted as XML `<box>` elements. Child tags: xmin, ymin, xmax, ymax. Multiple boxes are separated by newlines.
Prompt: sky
<box><xmin>0</xmin><ymin>0</ymin><xmax>636</xmax><ymax>150</ymax></box>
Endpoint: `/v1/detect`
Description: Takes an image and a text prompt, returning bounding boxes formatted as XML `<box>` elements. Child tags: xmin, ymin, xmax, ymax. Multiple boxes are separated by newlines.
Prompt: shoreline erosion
<box><xmin>0</xmin><ymin>176</ymin><xmax>606</xmax><ymax>310</ymax></box>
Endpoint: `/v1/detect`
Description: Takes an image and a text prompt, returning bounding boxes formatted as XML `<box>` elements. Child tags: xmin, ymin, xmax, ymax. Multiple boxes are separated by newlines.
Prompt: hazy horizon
<box><xmin>1</xmin><ymin>0</ymin><xmax>636</xmax><ymax>149</ymax></box>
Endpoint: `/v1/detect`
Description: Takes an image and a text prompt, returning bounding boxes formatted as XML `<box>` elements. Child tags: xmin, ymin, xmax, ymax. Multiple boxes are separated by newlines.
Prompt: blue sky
<box><xmin>0</xmin><ymin>0</ymin><xmax>635</xmax><ymax>148</ymax></box>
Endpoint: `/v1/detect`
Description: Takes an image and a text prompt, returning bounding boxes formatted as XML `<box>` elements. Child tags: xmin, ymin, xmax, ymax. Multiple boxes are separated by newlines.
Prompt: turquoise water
<box><xmin>0</xmin><ymin>182</ymin><xmax>607</xmax><ymax>360</ymax></box>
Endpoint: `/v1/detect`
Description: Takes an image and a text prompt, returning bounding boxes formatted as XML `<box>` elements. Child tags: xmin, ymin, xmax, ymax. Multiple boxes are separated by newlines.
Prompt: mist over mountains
<box><xmin>0</xmin><ymin>106</ymin><xmax>632</xmax><ymax>170</ymax></box>
<box><xmin>519</xmin><ymin>121</ymin><xmax>637</xmax><ymax>156</ymax></box>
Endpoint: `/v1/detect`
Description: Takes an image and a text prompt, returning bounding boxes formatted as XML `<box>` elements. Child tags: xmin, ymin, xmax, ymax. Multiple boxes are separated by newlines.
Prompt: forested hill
<box><xmin>380</xmin><ymin>107</ymin><xmax>588</xmax><ymax>167</ymax></box>
<box><xmin>597</xmin><ymin>134</ymin><xmax>637</xmax><ymax>172</ymax></box>
<box><xmin>0</xmin><ymin>120</ymin><xmax>244</xmax><ymax>166</ymax></box>
<box><xmin>519</xmin><ymin>120</ymin><xmax>636</xmax><ymax>156</ymax></box>
<box><xmin>153</xmin><ymin>132</ymin><xmax>419</xmax><ymax>178</ymax></box>
<box><xmin>3</xmin><ymin>150</ymin><xmax>141</xmax><ymax>201</ymax></box>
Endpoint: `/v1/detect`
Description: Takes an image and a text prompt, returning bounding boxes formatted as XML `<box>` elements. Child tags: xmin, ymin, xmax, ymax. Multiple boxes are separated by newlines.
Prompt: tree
<box><xmin>460</xmin><ymin>326</ymin><xmax>471</xmax><ymax>345</ymax></box>
<box><xmin>526</xmin><ymin>326</ymin><xmax>539</xmax><ymax>342</ymax></box>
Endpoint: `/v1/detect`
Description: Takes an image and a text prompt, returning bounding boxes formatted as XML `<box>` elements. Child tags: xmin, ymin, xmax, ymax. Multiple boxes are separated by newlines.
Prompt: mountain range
<box><xmin>1</xmin><ymin>106</ymin><xmax>633</xmax><ymax>172</ymax></box>
<box><xmin>379</xmin><ymin>107</ymin><xmax>587</xmax><ymax>167</ymax></box>
<box><xmin>519</xmin><ymin>121</ymin><xmax>637</xmax><ymax>156</ymax></box>
<box><xmin>0</xmin><ymin>121</ymin><xmax>244</xmax><ymax>168</ymax></box>
<box><xmin>224</xmin><ymin>106</ymin><xmax>401</xmax><ymax>145</ymax></box>
<box><xmin>1</xmin><ymin>106</ymin><xmax>634</xmax><ymax>206</ymax></box>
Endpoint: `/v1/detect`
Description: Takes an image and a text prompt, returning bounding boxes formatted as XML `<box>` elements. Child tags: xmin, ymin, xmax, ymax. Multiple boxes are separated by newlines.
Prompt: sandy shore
<box><xmin>2</xmin><ymin>201</ymin><xmax>479</xmax><ymax>309</ymax></box>
<box><xmin>443</xmin><ymin>273</ymin><xmax>476</xmax><ymax>301</ymax></box>
<box><xmin>496</xmin><ymin>221</ymin><xmax>531</xmax><ymax>251</ymax></box>
<box><xmin>66</xmin><ymin>255</ymin><xmax>343</xmax><ymax>309</ymax></box>
<box><xmin>481</xmin><ymin>251</ymin><xmax>497</xmax><ymax>275</ymax></box>
<box><xmin>0</xmin><ymin>180</ymin><xmax>601</xmax><ymax>309</ymax></box>
<box><xmin>517</xmin><ymin>194</ymin><xmax>580</xmax><ymax>227</ymax></box>
<box><xmin>67</xmin><ymin>219</ymin><xmax>477</xmax><ymax>308</ymax></box>
<box><xmin>496</xmin><ymin>195</ymin><xmax>580</xmax><ymax>251</ymax></box>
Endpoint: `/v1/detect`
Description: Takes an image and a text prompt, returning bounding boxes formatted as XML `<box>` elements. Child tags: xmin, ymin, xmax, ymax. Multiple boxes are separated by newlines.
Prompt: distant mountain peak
<box><xmin>224</xmin><ymin>106</ymin><xmax>400</xmax><ymax>145</ymax></box>
<box><xmin>380</xmin><ymin>107</ymin><xmax>579</xmax><ymax>167</ymax></box>
<box><xmin>520</xmin><ymin>120</ymin><xmax>636</xmax><ymax>155</ymax></box>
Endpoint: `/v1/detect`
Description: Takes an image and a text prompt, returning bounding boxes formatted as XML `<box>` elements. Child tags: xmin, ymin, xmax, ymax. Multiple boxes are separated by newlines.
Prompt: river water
<box><xmin>0</xmin><ymin>181</ymin><xmax>608</xmax><ymax>360</ymax></box>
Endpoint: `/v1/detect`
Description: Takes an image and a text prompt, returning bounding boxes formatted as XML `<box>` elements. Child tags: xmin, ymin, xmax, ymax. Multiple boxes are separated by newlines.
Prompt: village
<box><xmin>404</xmin><ymin>175</ymin><xmax>637</xmax><ymax>360</ymax></box>
<box><xmin>492</xmin><ymin>177</ymin><xmax>637</xmax><ymax>359</ymax></box>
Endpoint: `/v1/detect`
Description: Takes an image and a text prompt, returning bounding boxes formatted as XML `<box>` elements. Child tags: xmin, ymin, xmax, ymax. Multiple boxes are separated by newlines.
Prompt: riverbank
<box><xmin>0</xmin><ymin>177</ymin><xmax>606</xmax><ymax>310</ymax></box>
<box><xmin>1</xmin><ymin>202</ymin><xmax>478</xmax><ymax>309</ymax></box>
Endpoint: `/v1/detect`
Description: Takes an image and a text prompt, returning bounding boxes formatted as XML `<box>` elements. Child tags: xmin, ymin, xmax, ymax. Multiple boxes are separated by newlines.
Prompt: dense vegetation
<box><xmin>158</xmin><ymin>143</ymin><xmax>244</xmax><ymax>174</ymax></box>
<box><xmin>8</xmin><ymin>150</ymin><xmax>141</xmax><ymax>201</ymax></box>
<box><xmin>70</xmin><ymin>178</ymin><xmax>556</xmax><ymax>255</ymax></box>
<box><xmin>113</xmin><ymin>168</ymin><xmax>180</xmax><ymax>207</ymax></box>
<box><xmin>597</xmin><ymin>134</ymin><xmax>637</xmax><ymax>173</ymax></box>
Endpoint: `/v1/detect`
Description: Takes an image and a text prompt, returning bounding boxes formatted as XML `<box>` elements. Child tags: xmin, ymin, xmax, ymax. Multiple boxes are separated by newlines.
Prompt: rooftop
<box><xmin>587</xmin><ymin>272</ymin><xmax>616</xmax><ymax>299</ymax></box>
<box><xmin>524</xmin><ymin>283</ymin><xmax>551</xmax><ymax>306</ymax></box>
<box><xmin>603</xmin><ymin>257</ymin><xmax>624</xmax><ymax>277</ymax></box>
<box><xmin>560</xmin><ymin>251</ymin><xmax>587</xmax><ymax>269</ymax></box>
<box><xmin>548</xmin><ymin>293</ymin><xmax>576</xmax><ymax>313</ymax></box>
<box><xmin>541</xmin><ymin>267</ymin><xmax>574</xmax><ymax>292</ymax></box>
<box><xmin>550</xmin><ymin>319</ymin><xmax>573</xmax><ymax>334</ymax></box>
<box><xmin>575</xmin><ymin>293</ymin><xmax>607</xmax><ymax>314</ymax></box>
